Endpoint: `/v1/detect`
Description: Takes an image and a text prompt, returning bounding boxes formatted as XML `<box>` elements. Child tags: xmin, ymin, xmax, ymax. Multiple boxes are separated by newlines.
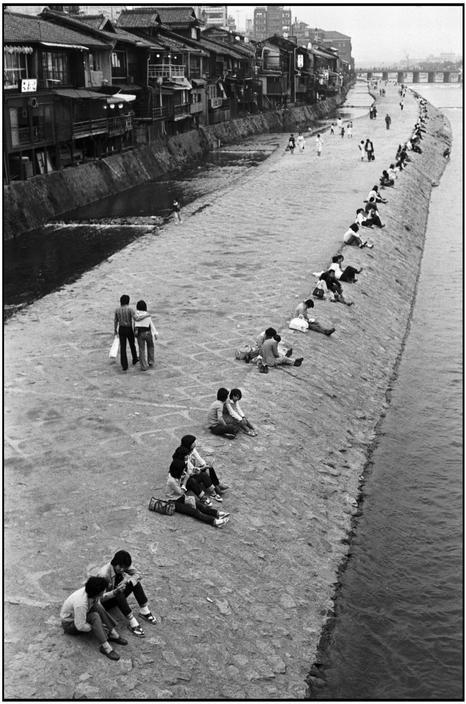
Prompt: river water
<box><xmin>311</xmin><ymin>84</ymin><xmax>463</xmax><ymax>700</ymax></box>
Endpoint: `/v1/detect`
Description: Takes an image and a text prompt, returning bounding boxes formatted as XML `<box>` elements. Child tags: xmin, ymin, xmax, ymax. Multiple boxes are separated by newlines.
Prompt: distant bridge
<box><xmin>357</xmin><ymin>69</ymin><xmax>462</xmax><ymax>83</ymax></box>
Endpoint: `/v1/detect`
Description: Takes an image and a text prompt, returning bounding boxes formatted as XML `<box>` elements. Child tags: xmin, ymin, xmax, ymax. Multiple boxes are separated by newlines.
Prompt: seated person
<box><xmin>261</xmin><ymin>335</ymin><xmax>303</xmax><ymax>370</ymax></box>
<box><xmin>344</xmin><ymin>223</ymin><xmax>373</xmax><ymax>249</ymax></box>
<box><xmin>207</xmin><ymin>388</ymin><xmax>239</xmax><ymax>438</ymax></box>
<box><xmin>380</xmin><ymin>170</ymin><xmax>395</xmax><ymax>187</ymax></box>
<box><xmin>170</xmin><ymin>445</ymin><xmax>220</xmax><ymax>503</ymax></box>
<box><xmin>364</xmin><ymin>200</ymin><xmax>385</xmax><ymax>228</ymax></box>
<box><xmin>388</xmin><ymin>163</ymin><xmax>398</xmax><ymax>181</ymax></box>
<box><xmin>223</xmin><ymin>389</ymin><xmax>257</xmax><ymax>436</ymax></box>
<box><xmin>180</xmin><ymin>434</ymin><xmax>228</xmax><ymax>495</ymax></box>
<box><xmin>60</xmin><ymin>576</ymin><xmax>128</xmax><ymax>661</ymax></box>
<box><xmin>96</xmin><ymin>550</ymin><xmax>156</xmax><ymax>638</ymax></box>
<box><xmin>319</xmin><ymin>270</ymin><xmax>353</xmax><ymax>306</ymax></box>
<box><xmin>295</xmin><ymin>299</ymin><xmax>335</xmax><ymax>335</ymax></box>
<box><xmin>165</xmin><ymin>450</ymin><xmax>229</xmax><ymax>528</ymax></box>
<box><xmin>329</xmin><ymin>255</ymin><xmax>362</xmax><ymax>283</ymax></box>
<box><xmin>366</xmin><ymin>185</ymin><xmax>387</xmax><ymax>203</ymax></box>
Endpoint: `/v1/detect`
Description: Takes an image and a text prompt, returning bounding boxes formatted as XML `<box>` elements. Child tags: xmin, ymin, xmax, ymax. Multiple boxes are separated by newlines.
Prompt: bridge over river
<box><xmin>357</xmin><ymin>69</ymin><xmax>461</xmax><ymax>83</ymax></box>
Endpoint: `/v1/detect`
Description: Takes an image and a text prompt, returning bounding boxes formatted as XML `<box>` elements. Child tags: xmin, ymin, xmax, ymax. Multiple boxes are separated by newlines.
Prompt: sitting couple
<box><xmin>166</xmin><ymin>435</ymin><xmax>230</xmax><ymax>527</ymax></box>
<box><xmin>208</xmin><ymin>388</ymin><xmax>256</xmax><ymax>437</ymax></box>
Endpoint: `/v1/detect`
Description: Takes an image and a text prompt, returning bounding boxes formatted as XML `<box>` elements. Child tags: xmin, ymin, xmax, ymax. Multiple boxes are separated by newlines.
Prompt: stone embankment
<box><xmin>4</xmin><ymin>96</ymin><xmax>343</xmax><ymax>240</ymax></box>
<box><xmin>3</xmin><ymin>87</ymin><xmax>451</xmax><ymax>699</ymax></box>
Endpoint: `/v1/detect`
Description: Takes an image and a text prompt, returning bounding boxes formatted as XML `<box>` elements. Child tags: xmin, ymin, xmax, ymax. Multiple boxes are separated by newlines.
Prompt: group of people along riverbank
<box><xmin>61</xmin><ymin>84</ymin><xmax>436</xmax><ymax>662</ymax></box>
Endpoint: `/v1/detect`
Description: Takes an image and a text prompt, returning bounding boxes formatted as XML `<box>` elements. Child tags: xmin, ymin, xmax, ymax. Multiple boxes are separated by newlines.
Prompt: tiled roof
<box><xmin>154</xmin><ymin>6</ymin><xmax>198</xmax><ymax>26</ymax></box>
<box><xmin>322</xmin><ymin>30</ymin><xmax>351</xmax><ymax>41</ymax></box>
<box><xmin>117</xmin><ymin>8</ymin><xmax>161</xmax><ymax>28</ymax></box>
<box><xmin>77</xmin><ymin>14</ymin><xmax>109</xmax><ymax>31</ymax></box>
<box><xmin>3</xmin><ymin>11</ymin><xmax>110</xmax><ymax>47</ymax></box>
<box><xmin>39</xmin><ymin>9</ymin><xmax>160</xmax><ymax>49</ymax></box>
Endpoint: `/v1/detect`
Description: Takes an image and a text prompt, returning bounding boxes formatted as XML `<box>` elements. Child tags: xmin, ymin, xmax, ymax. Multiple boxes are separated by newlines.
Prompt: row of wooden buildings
<box><xmin>3</xmin><ymin>6</ymin><xmax>354</xmax><ymax>182</ymax></box>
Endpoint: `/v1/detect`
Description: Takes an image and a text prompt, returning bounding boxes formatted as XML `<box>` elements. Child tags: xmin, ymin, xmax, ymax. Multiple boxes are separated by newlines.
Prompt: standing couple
<box><xmin>114</xmin><ymin>294</ymin><xmax>158</xmax><ymax>372</ymax></box>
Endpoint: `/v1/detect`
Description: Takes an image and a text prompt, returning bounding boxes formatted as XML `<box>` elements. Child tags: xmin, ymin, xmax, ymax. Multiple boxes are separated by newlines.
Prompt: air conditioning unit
<box><xmin>29</xmin><ymin>97</ymin><xmax>39</xmax><ymax>109</ymax></box>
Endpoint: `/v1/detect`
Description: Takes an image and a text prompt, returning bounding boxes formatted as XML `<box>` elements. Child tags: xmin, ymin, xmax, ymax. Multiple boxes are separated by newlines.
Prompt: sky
<box><xmin>227</xmin><ymin>3</ymin><xmax>464</xmax><ymax>66</ymax></box>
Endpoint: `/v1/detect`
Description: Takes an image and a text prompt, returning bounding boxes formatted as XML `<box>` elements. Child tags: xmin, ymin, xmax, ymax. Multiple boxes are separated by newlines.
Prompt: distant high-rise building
<box><xmin>196</xmin><ymin>4</ymin><xmax>228</xmax><ymax>28</ymax></box>
<box><xmin>253</xmin><ymin>5</ymin><xmax>291</xmax><ymax>40</ymax></box>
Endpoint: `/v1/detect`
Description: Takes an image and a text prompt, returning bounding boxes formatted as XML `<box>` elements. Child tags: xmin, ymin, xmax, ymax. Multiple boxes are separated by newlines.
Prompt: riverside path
<box><xmin>4</xmin><ymin>86</ymin><xmax>419</xmax><ymax>699</ymax></box>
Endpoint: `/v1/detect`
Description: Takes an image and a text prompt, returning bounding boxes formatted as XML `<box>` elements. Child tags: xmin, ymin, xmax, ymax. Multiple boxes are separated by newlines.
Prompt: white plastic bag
<box><xmin>288</xmin><ymin>317</ymin><xmax>309</xmax><ymax>333</ymax></box>
<box><xmin>109</xmin><ymin>334</ymin><xmax>119</xmax><ymax>360</ymax></box>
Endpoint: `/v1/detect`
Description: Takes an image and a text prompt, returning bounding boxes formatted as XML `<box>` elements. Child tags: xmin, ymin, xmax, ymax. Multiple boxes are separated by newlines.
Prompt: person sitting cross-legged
<box><xmin>295</xmin><ymin>299</ymin><xmax>335</xmax><ymax>336</ymax></box>
<box><xmin>96</xmin><ymin>550</ymin><xmax>156</xmax><ymax>638</ymax></box>
<box><xmin>60</xmin><ymin>576</ymin><xmax>128</xmax><ymax>661</ymax></box>
<box><xmin>207</xmin><ymin>388</ymin><xmax>239</xmax><ymax>438</ymax></box>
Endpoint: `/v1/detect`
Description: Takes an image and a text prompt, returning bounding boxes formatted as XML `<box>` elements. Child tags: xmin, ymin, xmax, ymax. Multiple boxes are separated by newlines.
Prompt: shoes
<box><xmin>214</xmin><ymin>516</ymin><xmax>230</xmax><ymax>528</ymax></box>
<box><xmin>211</xmin><ymin>493</ymin><xmax>223</xmax><ymax>503</ymax></box>
<box><xmin>132</xmin><ymin>358</ymin><xmax>139</xmax><ymax>365</ymax></box>
<box><xmin>380</xmin><ymin>224</ymin><xmax>386</xmax><ymax>228</ymax></box>
<box><xmin>128</xmin><ymin>624</ymin><xmax>145</xmax><ymax>638</ymax></box>
<box><xmin>366</xmin><ymin>243</ymin><xmax>374</xmax><ymax>248</ymax></box>
<box><xmin>325</xmin><ymin>328</ymin><xmax>336</xmax><ymax>336</ymax></box>
<box><xmin>100</xmin><ymin>645</ymin><xmax>120</xmax><ymax>660</ymax></box>
<box><xmin>108</xmin><ymin>635</ymin><xmax>128</xmax><ymax>645</ymax></box>
<box><xmin>217</xmin><ymin>483</ymin><xmax>229</xmax><ymax>492</ymax></box>
<box><xmin>200</xmin><ymin>495</ymin><xmax>212</xmax><ymax>506</ymax></box>
<box><xmin>218</xmin><ymin>511</ymin><xmax>230</xmax><ymax>519</ymax></box>
<box><xmin>225</xmin><ymin>432</ymin><xmax>237</xmax><ymax>439</ymax></box>
<box><xmin>139</xmin><ymin>611</ymin><xmax>157</xmax><ymax>624</ymax></box>
<box><xmin>258</xmin><ymin>360</ymin><xmax>269</xmax><ymax>374</ymax></box>
<box><xmin>285</xmin><ymin>347</ymin><xmax>293</xmax><ymax>357</ymax></box>
<box><xmin>293</xmin><ymin>357</ymin><xmax>304</xmax><ymax>367</ymax></box>
<box><xmin>245</xmin><ymin>429</ymin><xmax>257</xmax><ymax>436</ymax></box>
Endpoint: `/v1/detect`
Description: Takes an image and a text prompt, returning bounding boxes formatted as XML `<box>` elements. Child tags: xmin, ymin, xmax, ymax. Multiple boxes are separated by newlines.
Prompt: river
<box><xmin>310</xmin><ymin>84</ymin><xmax>463</xmax><ymax>701</ymax></box>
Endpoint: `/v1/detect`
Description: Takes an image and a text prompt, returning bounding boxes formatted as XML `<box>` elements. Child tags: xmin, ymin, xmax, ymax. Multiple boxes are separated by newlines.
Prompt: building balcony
<box><xmin>72</xmin><ymin>115</ymin><xmax>132</xmax><ymax>140</ymax></box>
<box><xmin>173</xmin><ymin>102</ymin><xmax>190</xmax><ymax>119</ymax></box>
<box><xmin>148</xmin><ymin>63</ymin><xmax>186</xmax><ymax>80</ymax></box>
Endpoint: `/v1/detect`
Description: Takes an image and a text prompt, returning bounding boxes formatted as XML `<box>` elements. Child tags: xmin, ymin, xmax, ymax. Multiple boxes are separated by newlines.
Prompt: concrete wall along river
<box><xmin>3</xmin><ymin>87</ymin><xmax>451</xmax><ymax>699</ymax></box>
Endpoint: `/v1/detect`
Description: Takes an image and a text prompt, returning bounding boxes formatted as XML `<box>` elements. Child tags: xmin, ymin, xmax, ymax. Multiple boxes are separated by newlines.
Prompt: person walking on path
<box><xmin>364</xmin><ymin>138</ymin><xmax>375</xmax><ymax>161</ymax></box>
<box><xmin>207</xmin><ymin>388</ymin><xmax>239</xmax><ymax>438</ymax></box>
<box><xmin>97</xmin><ymin>550</ymin><xmax>156</xmax><ymax>638</ymax></box>
<box><xmin>336</xmin><ymin>117</ymin><xmax>342</xmax><ymax>131</ymax></box>
<box><xmin>287</xmin><ymin>134</ymin><xmax>296</xmax><ymax>153</ymax></box>
<box><xmin>340</xmin><ymin>124</ymin><xmax>345</xmax><ymax>138</ymax></box>
<box><xmin>134</xmin><ymin>299</ymin><xmax>156</xmax><ymax>371</ymax></box>
<box><xmin>315</xmin><ymin>134</ymin><xmax>323</xmax><ymax>157</ymax></box>
<box><xmin>296</xmin><ymin>132</ymin><xmax>305</xmax><ymax>152</ymax></box>
<box><xmin>114</xmin><ymin>294</ymin><xmax>138</xmax><ymax>372</ymax></box>
<box><xmin>60</xmin><ymin>576</ymin><xmax>128</xmax><ymax>661</ymax></box>
<box><xmin>385</xmin><ymin>113</ymin><xmax>392</xmax><ymax>130</ymax></box>
<box><xmin>399</xmin><ymin>99</ymin><xmax>404</xmax><ymax>111</ymax></box>
<box><xmin>358</xmin><ymin>140</ymin><xmax>366</xmax><ymax>160</ymax></box>
<box><xmin>172</xmin><ymin>199</ymin><xmax>182</xmax><ymax>224</ymax></box>
<box><xmin>346</xmin><ymin>121</ymin><xmax>353</xmax><ymax>138</ymax></box>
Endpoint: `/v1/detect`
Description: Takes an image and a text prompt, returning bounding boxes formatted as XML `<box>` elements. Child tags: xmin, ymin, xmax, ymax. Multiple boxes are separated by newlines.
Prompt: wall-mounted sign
<box><xmin>297</xmin><ymin>54</ymin><xmax>304</xmax><ymax>69</ymax></box>
<box><xmin>20</xmin><ymin>78</ymin><xmax>37</xmax><ymax>93</ymax></box>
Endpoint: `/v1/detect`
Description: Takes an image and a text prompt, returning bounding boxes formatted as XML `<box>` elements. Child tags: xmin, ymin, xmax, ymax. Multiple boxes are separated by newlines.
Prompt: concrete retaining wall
<box><xmin>3</xmin><ymin>97</ymin><xmax>341</xmax><ymax>240</ymax></box>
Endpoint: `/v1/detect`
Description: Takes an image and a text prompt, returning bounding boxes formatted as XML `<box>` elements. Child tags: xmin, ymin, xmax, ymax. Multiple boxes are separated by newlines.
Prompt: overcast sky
<box><xmin>227</xmin><ymin>4</ymin><xmax>463</xmax><ymax>65</ymax></box>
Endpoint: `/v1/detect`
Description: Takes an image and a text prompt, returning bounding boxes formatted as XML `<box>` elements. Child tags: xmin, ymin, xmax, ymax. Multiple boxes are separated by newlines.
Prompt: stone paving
<box><xmin>4</xmin><ymin>86</ymin><xmax>439</xmax><ymax>700</ymax></box>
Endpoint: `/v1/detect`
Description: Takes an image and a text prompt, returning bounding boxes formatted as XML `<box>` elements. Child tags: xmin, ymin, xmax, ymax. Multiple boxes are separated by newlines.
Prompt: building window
<box><xmin>112</xmin><ymin>50</ymin><xmax>127</xmax><ymax>78</ymax></box>
<box><xmin>89</xmin><ymin>51</ymin><xmax>102</xmax><ymax>71</ymax></box>
<box><xmin>42</xmin><ymin>51</ymin><xmax>70</xmax><ymax>86</ymax></box>
<box><xmin>4</xmin><ymin>51</ymin><xmax>28</xmax><ymax>88</ymax></box>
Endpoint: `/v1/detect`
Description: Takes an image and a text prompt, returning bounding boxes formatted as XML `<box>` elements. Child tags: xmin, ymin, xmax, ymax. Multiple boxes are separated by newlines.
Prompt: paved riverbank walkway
<box><xmin>5</xmin><ymin>86</ymin><xmax>420</xmax><ymax>699</ymax></box>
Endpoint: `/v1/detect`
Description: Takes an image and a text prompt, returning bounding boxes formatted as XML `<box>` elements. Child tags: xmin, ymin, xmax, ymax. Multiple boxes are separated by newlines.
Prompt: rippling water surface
<box><xmin>312</xmin><ymin>84</ymin><xmax>463</xmax><ymax>700</ymax></box>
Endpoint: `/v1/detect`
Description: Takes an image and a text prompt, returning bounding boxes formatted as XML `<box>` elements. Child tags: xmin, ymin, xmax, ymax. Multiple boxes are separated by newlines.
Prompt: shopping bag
<box><xmin>109</xmin><ymin>334</ymin><xmax>119</xmax><ymax>360</ymax></box>
<box><xmin>288</xmin><ymin>317</ymin><xmax>309</xmax><ymax>333</ymax></box>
